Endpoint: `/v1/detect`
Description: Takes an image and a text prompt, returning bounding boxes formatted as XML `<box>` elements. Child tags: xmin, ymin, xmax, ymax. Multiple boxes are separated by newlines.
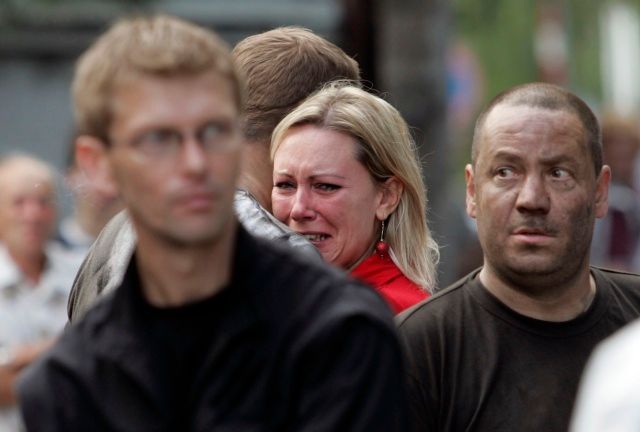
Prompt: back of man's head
<box><xmin>232</xmin><ymin>26</ymin><xmax>361</xmax><ymax>143</ymax></box>
<box><xmin>73</xmin><ymin>14</ymin><xmax>243</xmax><ymax>143</ymax></box>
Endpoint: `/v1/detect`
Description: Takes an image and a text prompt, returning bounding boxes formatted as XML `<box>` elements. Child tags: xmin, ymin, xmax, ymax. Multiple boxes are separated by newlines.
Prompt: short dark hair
<box><xmin>472</xmin><ymin>82</ymin><xmax>602</xmax><ymax>175</ymax></box>
<box><xmin>232</xmin><ymin>26</ymin><xmax>361</xmax><ymax>143</ymax></box>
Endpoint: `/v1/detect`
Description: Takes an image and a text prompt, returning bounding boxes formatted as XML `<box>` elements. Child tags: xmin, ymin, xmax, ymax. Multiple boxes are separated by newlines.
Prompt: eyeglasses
<box><xmin>110</xmin><ymin>120</ymin><xmax>240</xmax><ymax>160</ymax></box>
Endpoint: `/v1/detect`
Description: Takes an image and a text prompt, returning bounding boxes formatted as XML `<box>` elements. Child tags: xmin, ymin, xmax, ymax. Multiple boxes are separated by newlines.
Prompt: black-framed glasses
<box><xmin>110</xmin><ymin>120</ymin><xmax>240</xmax><ymax>160</ymax></box>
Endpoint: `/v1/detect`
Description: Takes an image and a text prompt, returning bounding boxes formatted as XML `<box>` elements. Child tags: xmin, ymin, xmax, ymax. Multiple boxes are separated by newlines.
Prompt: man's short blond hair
<box><xmin>73</xmin><ymin>14</ymin><xmax>243</xmax><ymax>142</ymax></box>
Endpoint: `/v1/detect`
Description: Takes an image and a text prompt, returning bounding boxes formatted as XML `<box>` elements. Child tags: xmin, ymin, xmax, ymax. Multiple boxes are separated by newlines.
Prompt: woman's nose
<box><xmin>290</xmin><ymin>188</ymin><xmax>316</xmax><ymax>221</ymax></box>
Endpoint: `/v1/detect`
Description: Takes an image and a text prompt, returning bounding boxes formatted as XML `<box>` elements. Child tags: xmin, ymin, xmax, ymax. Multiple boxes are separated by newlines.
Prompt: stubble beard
<box><xmin>481</xmin><ymin>204</ymin><xmax>595</xmax><ymax>298</ymax></box>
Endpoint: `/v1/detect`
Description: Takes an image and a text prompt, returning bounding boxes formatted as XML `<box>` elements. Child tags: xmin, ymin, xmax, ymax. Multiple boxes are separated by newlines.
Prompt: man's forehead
<box><xmin>480</xmin><ymin>103</ymin><xmax>586</xmax><ymax>146</ymax></box>
<box><xmin>485</xmin><ymin>103</ymin><xmax>577</xmax><ymax>130</ymax></box>
<box><xmin>112</xmin><ymin>71</ymin><xmax>239</xmax><ymax>116</ymax></box>
<box><xmin>116</xmin><ymin>70</ymin><xmax>239</xmax><ymax>103</ymax></box>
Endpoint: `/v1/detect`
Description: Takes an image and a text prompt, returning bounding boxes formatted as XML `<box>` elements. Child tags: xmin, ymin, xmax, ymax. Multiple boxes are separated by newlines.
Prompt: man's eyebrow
<box><xmin>538</xmin><ymin>154</ymin><xmax>576</xmax><ymax>166</ymax></box>
<box><xmin>486</xmin><ymin>149</ymin><xmax>523</xmax><ymax>162</ymax></box>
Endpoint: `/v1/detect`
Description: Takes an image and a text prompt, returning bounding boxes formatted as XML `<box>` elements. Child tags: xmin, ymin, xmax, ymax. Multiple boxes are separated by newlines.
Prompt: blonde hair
<box><xmin>271</xmin><ymin>83</ymin><xmax>438</xmax><ymax>292</ymax></box>
<box><xmin>232</xmin><ymin>26</ymin><xmax>360</xmax><ymax>143</ymax></box>
<box><xmin>73</xmin><ymin>14</ymin><xmax>243</xmax><ymax>142</ymax></box>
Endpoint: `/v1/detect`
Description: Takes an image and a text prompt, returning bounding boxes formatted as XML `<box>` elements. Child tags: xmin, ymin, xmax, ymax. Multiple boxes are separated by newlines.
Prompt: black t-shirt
<box><xmin>397</xmin><ymin>267</ymin><xmax>640</xmax><ymax>432</ymax></box>
<box><xmin>18</xmin><ymin>227</ymin><xmax>408</xmax><ymax>431</ymax></box>
<box><xmin>131</xmin><ymin>275</ymin><xmax>241</xmax><ymax>429</ymax></box>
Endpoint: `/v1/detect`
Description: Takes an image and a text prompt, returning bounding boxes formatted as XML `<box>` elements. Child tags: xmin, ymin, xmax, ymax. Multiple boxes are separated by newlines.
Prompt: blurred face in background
<box><xmin>0</xmin><ymin>157</ymin><xmax>56</xmax><ymax>260</ymax></box>
<box><xmin>603</xmin><ymin>128</ymin><xmax>639</xmax><ymax>187</ymax></box>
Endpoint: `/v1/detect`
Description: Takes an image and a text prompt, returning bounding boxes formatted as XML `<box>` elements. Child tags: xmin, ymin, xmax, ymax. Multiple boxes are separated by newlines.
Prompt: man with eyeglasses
<box><xmin>16</xmin><ymin>15</ymin><xmax>408</xmax><ymax>431</ymax></box>
<box><xmin>66</xmin><ymin>25</ymin><xmax>362</xmax><ymax>322</ymax></box>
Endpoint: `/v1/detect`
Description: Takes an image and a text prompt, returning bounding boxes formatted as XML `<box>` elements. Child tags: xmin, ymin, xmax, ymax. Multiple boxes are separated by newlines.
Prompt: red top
<box><xmin>351</xmin><ymin>254</ymin><xmax>429</xmax><ymax>314</ymax></box>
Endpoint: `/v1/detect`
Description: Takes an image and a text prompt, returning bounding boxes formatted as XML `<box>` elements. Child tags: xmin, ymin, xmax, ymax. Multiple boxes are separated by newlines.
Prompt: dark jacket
<box><xmin>19</xmin><ymin>227</ymin><xmax>408</xmax><ymax>431</ymax></box>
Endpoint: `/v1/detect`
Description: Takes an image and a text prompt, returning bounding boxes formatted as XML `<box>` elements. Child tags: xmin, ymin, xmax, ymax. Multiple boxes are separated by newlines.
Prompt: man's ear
<box><xmin>75</xmin><ymin>135</ymin><xmax>118</xmax><ymax>198</ymax></box>
<box><xmin>594</xmin><ymin>165</ymin><xmax>611</xmax><ymax>219</ymax></box>
<box><xmin>375</xmin><ymin>177</ymin><xmax>404</xmax><ymax>221</ymax></box>
<box><xmin>465</xmin><ymin>163</ymin><xmax>477</xmax><ymax>219</ymax></box>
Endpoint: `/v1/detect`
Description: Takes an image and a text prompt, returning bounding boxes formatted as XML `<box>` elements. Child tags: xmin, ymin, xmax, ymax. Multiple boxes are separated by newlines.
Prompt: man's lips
<box><xmin>175</xmin><ymin>192</ymin><xmax>216</xmax><ymax>210</ymax></box>
<box><xmin>512</xmin><ymin>227</ymin><xmax>554</xmax><ymax>236</ymax></box>
<box><xmin>510</xmin><ymin>226</ymin><xmax>556</xmax><ymax>245</ymax></box>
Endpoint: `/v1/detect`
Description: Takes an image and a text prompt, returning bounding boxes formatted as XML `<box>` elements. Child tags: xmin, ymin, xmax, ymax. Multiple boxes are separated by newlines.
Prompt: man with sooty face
<box><xmin>397</xmin><ymin>82</ymin><xmax>640</xmax><ymax>432</ymax></box>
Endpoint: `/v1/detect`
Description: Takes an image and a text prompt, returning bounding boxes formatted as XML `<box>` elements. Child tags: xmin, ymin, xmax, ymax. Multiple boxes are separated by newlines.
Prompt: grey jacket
<box><xmin>67</xmin><ymin>189</ymin><xmax>321</xmax><ymax>322</ymax></box>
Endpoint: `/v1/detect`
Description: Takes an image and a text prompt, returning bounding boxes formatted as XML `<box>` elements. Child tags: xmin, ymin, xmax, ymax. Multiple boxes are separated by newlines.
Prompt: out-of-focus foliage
<box><xmin>452</xmin><ymin>0</ymin><xmax>537</xmax><ymax>103</ymax></box>
<box><xmin>452</xmin><ymin>0</ymin><xmax>638</xmax><ymax>108</ymax></box>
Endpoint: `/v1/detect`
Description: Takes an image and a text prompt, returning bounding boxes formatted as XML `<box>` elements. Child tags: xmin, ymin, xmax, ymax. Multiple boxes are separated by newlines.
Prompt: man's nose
<box><xmin>515</xmin><ymin>174</ymin><xmax>550</xmax><ymax>214</ymax></box>
<box><xmin>179</xmin><ymin>137</ymin><xmax>208</xmax><ymax>176</ymax></box>
<box><xmin>21</xmin><ymin>198</ymin><xmax>53</xmax><ymax>221</ymax></box>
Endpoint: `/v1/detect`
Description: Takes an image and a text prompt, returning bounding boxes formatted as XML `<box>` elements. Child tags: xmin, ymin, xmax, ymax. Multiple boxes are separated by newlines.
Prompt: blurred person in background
<box><xmin>17</xmin><ymin>15</ymin><xmax>408</xmax><ymax>430</ymax></box>
<box><xmin>0</xmin><ymin>153</ymin><xmax>82</xmax><ymax>430</ymax></box>
<box><xmin>590</xmin><ymin>114</ymin><xmax>640</xmax><ymax>271</ymax></box>
<box><xmin>270</xmin><ymin>83</ymin><xmax>439</xmax><ymax>313</ymax></box>
<box><xmin>67</xmin><ymin>25</ymin><xmax>362</xmax><ymax>322</ymax></box>
<box><xmin>58</xmin><ymin>135</ymin><xmax>122</xmax><ymax>252</ymax></box>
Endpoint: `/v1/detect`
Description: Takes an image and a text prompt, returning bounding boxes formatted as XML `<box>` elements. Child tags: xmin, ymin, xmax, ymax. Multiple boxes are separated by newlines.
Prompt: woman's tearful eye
<box><xmin>274</xmin><ymin>181</ymin><xmax>296</xmax><ymax>190</ymax></box>
<box><xmin>315</xmin><ymin>183</ymin><xmax>340</xmax><ymax>192</ymax></box>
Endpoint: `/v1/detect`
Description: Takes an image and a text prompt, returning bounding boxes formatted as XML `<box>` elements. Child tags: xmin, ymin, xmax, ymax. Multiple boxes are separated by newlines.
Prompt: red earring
<box><xmin>375</xmin><ymin>219</ymin><xmax>389</xmax><ymax>257</ymax></box>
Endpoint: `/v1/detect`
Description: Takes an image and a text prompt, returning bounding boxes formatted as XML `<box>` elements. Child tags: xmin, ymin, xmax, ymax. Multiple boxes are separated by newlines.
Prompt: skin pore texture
<box><xmin>272</xmin><ymin>124</ymin><xmax>401</xmax><ymax>270</ymax></box>
<box><xmin>466</xmin><ymin>103</ymin><xmax>610</xmax><ymax>322</ymax></box>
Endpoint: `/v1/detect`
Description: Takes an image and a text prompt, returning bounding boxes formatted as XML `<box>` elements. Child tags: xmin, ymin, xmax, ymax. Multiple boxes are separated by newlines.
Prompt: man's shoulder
<box><xmin>20</xmin><ymin>293</ymin><xmax>112</xmax><ymax>389</ymax></box>
<box><xmin>234</xmin><ymin>189</ymin><xmax>321</xmax><ymax>261</ymax></box>
<box><xmin>242</xmin><ymin>231</ymin><xmax>396</xmax><ymax>332</ymax></box>
<box><xmin>593</xmin><ymin>266</ymin><xmax>640</xmax><ymax>307</ymax></box>
<box><xmin>396</xmin><ymin>269</ymin><xmax>478</xmax><ymax>331</ymax></box>
<box><xmin>594</xmin><ymin>266</ymin><xmax>640</xmax><ymax>288</ymax></box>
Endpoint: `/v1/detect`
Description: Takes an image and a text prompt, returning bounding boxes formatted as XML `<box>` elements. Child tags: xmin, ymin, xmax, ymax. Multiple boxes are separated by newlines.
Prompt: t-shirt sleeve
<box><xmin>289</xmin><ymin>316</ymin><xmax>410</xmax><ymax>431</ymax></box>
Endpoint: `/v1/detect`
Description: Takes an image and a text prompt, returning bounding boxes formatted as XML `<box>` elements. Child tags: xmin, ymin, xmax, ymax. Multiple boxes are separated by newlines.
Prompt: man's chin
<box><xmin>164</xmin><ymin>216</ymin><xmax>236</xmax><ymax>248</ymax></box>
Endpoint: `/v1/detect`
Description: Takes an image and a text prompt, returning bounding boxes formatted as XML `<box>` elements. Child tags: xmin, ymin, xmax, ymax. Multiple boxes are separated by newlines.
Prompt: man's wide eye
<box><xmin>550</xmin><ymin>168</ymin><xmax>569</xmax><ymax>178</ymax></box>
<box><xmin>496</xmin><ymin>167</ymin><xmax>514</xmax><ymax>178</ymax></box>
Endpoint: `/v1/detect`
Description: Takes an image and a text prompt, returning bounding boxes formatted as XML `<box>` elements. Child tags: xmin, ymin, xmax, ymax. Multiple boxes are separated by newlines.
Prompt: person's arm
<box><xmin>0</xmin><ymin>339</ymin><xmax>54</xmax><ymax>405</ymax></box>
<box><xmin>289</xmin><ymin>316</ymin><xmax>409</xmax><ymax>431</ymax></box>
<box><xmin>17</xmin><ymin>336</ymin><xmax>108</xmax><ymax>432</ymax></box>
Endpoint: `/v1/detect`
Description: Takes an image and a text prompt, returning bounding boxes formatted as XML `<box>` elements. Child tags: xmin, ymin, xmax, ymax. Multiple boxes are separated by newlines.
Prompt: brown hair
<box><xmin>472</xmin><ymin>82</ymin><xmax>602</xmax><ymax>174</ymax></box>
<box><xmin>232</xmin><ymin>26</ymin><xmax>360</xmax><ymax>143</ymax></box>
<box><xmin>73</xmin><ymin>14</ymin><xmax>243</xmax><ymax>142</ymax></box>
